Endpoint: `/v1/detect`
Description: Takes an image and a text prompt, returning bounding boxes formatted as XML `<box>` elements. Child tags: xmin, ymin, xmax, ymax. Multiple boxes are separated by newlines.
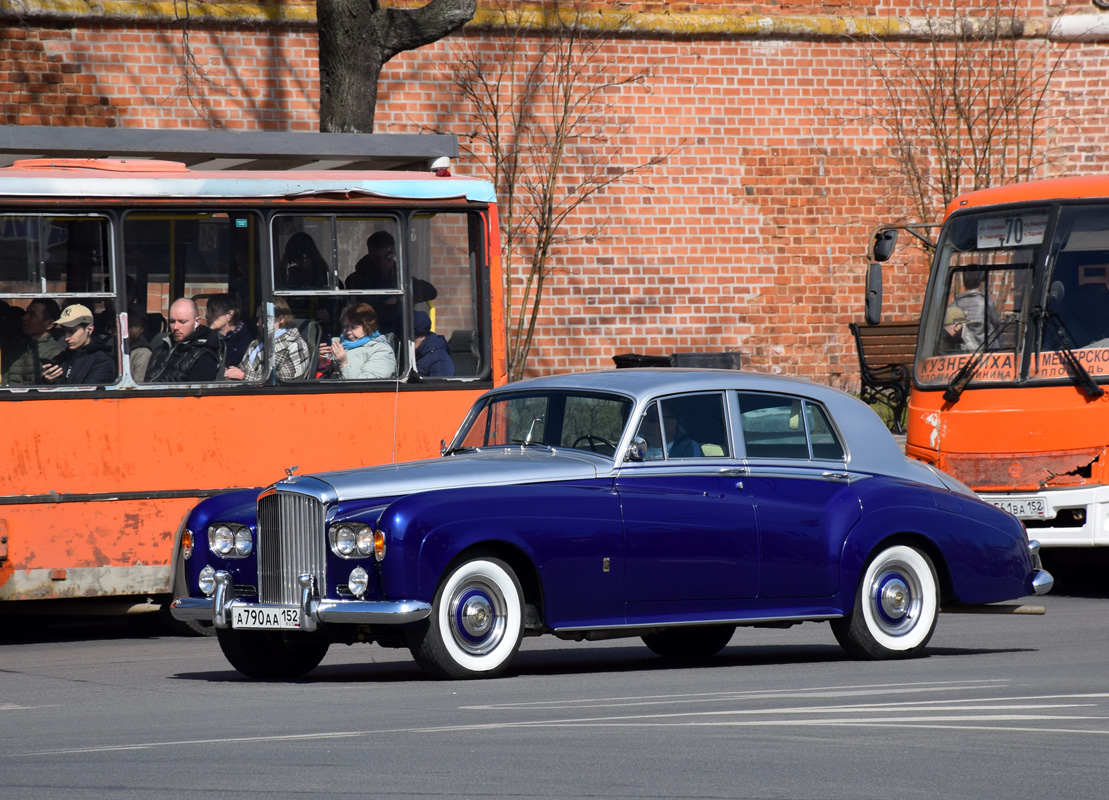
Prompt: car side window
<box><xmin>634</xmin><ymin>393</ymin><xmax>730</xmax><ymax>460</ymax></box>
<box><xmin>806</xmin><ymin>403</ymin><xmax>845</xmax><ymax>460</ymax></box>
<box><xmin>738</xmin><ymin>394</ymin><xmax>809</xmax><ymax>459</ymax></box>
<box><xmin>738</xmin><ymin>393</ymin><xmax>845</xmax><ymax>461</ymax></box>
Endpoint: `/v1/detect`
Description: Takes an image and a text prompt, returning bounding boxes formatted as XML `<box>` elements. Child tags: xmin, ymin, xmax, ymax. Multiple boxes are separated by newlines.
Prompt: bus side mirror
<box><xmin>865</xmin><ymin>262</ymin><xmax>883</xmax><ymax>326</ymax></box>
<box><xmin>872</xmin><ymin>229</ymin><xmax>898</xmax><ymax>262</ymax></box>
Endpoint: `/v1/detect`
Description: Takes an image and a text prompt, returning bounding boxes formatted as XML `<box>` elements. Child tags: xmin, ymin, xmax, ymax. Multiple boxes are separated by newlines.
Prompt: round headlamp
<box><xmin>209</xmin><ymin>524</ymin><xmax>234</xmax><ymax>556</ymax></box>
<box><xmin>233</xmin><ymin>527</ymin><xmax>253</xmax><ymax>557</ymax></box>
<box><xmin>334</xmin><ymin>525</ymin><xmax>356</xmax><ymax>556</ymax></box>
<box><xmin>208</xmin><ymin>523</ymin><xmax>252</xmax><ymax>558</ymax></box>
<box><xmin>329</xmin><ymin>522</ymin><xmax>374</xmax><ymax>558</ymax></box>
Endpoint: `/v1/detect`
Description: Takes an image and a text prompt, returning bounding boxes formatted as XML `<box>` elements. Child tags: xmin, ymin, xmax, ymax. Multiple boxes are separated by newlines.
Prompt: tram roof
<box><xmin>0</xmin><ymin>126</ymin><xmax>495</xmax><ymax>203</ymax></box>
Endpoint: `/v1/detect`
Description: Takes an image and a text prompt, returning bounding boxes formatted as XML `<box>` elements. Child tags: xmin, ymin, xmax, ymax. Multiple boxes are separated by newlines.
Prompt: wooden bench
<box><xmin>848</xmin><ymin>321</ymin><xmax>919</xmax><ymax>434</ymax></box>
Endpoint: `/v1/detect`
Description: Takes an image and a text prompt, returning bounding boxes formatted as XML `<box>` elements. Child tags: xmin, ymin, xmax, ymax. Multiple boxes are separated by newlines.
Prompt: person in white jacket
<box><xmin>324</xmin><ymin>302</ymin><xmax>396</xmax><ymax>380</ymax></box>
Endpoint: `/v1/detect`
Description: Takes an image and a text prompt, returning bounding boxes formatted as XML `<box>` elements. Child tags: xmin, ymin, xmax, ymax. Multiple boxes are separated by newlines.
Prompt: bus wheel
<box><xmin>642</xmin><ymin>625</ymin><xmax>735</xmax><ymax>660</ymax></box>
<box><xmin>831</xmin><ymin>544</ymin><xmax>939</xmax><ymax>659</ymax></box>
<box><xmin>216</xmin><ymin>628</ymin><xmax>330</xmax><ymax>680</ymax></box>
<box><xmin>407</xmin><ymin>556</ymin><xmax>523</xmax><ymax>679</ymax></box>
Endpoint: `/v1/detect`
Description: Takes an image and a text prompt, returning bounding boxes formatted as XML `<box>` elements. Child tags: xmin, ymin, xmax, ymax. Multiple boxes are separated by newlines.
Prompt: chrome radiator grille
<box><xmin>257</xmin><ymin>489</ymin><xmax>327</xmax><ymax>605</ymax></box>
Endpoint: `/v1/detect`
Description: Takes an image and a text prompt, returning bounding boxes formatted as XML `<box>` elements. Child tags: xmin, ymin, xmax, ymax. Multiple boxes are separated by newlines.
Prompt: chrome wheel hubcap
<box><xmin>870</xmin><ymin>563</ymin><xmax>922</xmax><ymax>636</ymax></box>
<box><xmin>448</xmin><ymin>579</ymin><xmax>506</xmax><ymax>656</ymax></box>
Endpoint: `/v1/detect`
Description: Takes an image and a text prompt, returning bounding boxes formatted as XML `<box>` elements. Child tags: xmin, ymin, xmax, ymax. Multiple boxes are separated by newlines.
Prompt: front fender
<box><xmin>178</xmin><ymin>488</ymin><xmax>262</xmax><ymax>595</ymax></box>
<box><xmin>379</xmin><ymin>480</ymin><xmax>625</xmax><ymax>628</ymax></box>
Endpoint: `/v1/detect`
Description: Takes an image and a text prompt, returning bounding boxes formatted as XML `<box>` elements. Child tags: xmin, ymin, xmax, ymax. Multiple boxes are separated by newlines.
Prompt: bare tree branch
<box><xmin>439</xmin><ymin>0</ymin><xmax>682</xmax><ymax>380</ymax></box>
<box><xmin>854</xmin><ymin>0</ymin><xmax>1071</xmax><ymax>233</ymax></box>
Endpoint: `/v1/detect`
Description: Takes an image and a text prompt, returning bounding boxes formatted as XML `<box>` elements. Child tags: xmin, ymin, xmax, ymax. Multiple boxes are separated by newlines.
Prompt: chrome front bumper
<box><xmin>1028</xmin><ymin>540</ymin><xmax>1054</xmax><ymax>596</ymax></box>
<box><xmin>169</xmin><ymin>571</ymin><xmax>432</xmax><ymax>631</ymax></box>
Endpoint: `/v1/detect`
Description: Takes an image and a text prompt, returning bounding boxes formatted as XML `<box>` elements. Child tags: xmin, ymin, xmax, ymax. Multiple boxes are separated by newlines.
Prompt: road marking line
<box><xmin>11</xmin><ymin>689</ymin><xmax>1109</xmax><ymax>757</ymax></box>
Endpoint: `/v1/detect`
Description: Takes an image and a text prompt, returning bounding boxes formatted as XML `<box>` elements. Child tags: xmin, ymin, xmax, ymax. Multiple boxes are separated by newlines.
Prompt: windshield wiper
<box><xmin>1032</xmin><ymin>306</ymin><xmax>1104</xmax><ymax>399</ymax></box>
<box><xmin>943</xmin><ymin>315</ymin><xmax>1018</xmax><ymax>403</ymax></box>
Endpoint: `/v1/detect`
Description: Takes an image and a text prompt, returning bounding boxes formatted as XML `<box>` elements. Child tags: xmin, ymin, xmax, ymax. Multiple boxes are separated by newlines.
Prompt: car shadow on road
<box><xmin>169</xmin><ymin>640</ymin><xmax>1037</xmax><ymax>685</ymax></box>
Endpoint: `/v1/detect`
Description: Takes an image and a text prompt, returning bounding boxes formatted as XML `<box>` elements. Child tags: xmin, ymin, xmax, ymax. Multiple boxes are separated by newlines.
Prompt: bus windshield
<box><xmin>916</xmin><ymin>204</ymin><xmax>1109</xmax><ymax>390</ymax></box>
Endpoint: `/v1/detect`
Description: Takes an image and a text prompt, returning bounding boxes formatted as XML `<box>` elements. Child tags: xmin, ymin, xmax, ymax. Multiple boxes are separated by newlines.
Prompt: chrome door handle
<box><xmin>822</xmin><ymin>471</ymin><xmax>850</xmax><ymax>481</ymax></box>
<box><xmin>718</xmin><ymin>467</ymin><xmax>748</xmax><ymax>477</ymax></box>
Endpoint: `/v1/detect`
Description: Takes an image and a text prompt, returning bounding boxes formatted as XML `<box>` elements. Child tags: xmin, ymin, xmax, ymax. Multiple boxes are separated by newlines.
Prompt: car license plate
<box><xmin>232</xmin><ymin>606</ymin><xmax>301</xmax><ymax>630</ymax></box>
<box><xmin>989</xmin><ymin>496</ymin><xmax>1047</xmax><ymax>519</ymax></box>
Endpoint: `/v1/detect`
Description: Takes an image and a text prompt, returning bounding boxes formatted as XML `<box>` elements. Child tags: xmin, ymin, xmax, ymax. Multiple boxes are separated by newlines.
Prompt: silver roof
<box><xmin>480</xmin><ymin>369</ymin><xmax>938</xmax><ymax>487</ymax></box>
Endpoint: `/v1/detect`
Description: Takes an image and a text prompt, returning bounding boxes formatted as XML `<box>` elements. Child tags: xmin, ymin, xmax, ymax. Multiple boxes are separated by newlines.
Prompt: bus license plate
<box><xmin>232</xmin><ymin>606</ymin><xmax>301</xmax><ymax>630</ymax></box>
<box><xmin>989</xmin><ymin>497</ymin><xmax>1047</xmax><ymax>518</ymax></box>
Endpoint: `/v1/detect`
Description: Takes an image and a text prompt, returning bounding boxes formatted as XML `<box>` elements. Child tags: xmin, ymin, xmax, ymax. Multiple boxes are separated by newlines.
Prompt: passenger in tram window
<box><xmin>4</xmin><ymin>298</ymin><xmax>63</xmax><ymax>385</ymax></box>
<box><xmin>279</xmin><ymin>232</ymin><xmax>330</xmax><ymax>291</ymax></box>
<box><xmin>205</xmin><ymin>293</ymin><xmax>252</xmax><ymax>372</ymax></box>
<box><xmin>346</xmin><ymin>231</ymin><xmax>398</xmax><ymax>290</ymax></box>
<box><xmin>226</xmin><ymin>298</ymin><xmax>311</xmax><ymax>382</ymax></box>
<box><xmin>126</xmin><ymin>304</ymin><xmax>153</xmax><ymax>383</ymax></box>
<box><xmin>412</xmin><ymin>310</ymin><xmax>454</xmax><ymax>378</ymax></box>
<box><xmin>144</xmin><ymin>298</ymin><xmax>221</xmax><ymax>383</ymax></box>
<box><xmin>346</xmin><ymin>231</ymin><xmax>437</xmax><ymax>338</ymax></box>
<box><xmin>42</xmin><ymin>304</ymin><xmax>116</xmax><ymax>385</ymax></box>
<box><xmin>321</xmin><ymin>302</ymin><xmax>396</xmax><ymax>380</ymax></box>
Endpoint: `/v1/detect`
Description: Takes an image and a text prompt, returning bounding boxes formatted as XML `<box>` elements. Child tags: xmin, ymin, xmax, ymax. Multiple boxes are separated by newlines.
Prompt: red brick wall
<box><xmin>1</xmin><ymin>2</ymin><xmax>1103</xmax><ymax>390</ymax></box>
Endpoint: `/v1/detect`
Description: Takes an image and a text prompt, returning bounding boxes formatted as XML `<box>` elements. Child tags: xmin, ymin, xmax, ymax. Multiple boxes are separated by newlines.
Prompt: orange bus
<box><xmin>0</xmin><ymin>144</ymin><xmax>504</xmax><ymax>617</ymax></box>
<box><xmin>874</xmin><ymin>176</ymin><xmax>1109</xmax><ymax>551</ymax></box>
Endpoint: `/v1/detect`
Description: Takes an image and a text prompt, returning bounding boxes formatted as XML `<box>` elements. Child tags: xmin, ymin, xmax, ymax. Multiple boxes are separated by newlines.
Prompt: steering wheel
<box><xmin>572</xmin><ymin>435</ymin><xmax>617</xmax><ymax>456</ymax></box>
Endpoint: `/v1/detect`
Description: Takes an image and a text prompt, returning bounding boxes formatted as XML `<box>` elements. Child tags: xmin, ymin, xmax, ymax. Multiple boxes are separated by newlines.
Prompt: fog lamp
<box><xmin>348</xmin><ymin>566</ymin><xmax>369</xmax><ymax>598</ymax></box>
<box><xmin>198</xmin><ymin>565</ymin><xmax>216</xmax><ymax>596</ymax></box>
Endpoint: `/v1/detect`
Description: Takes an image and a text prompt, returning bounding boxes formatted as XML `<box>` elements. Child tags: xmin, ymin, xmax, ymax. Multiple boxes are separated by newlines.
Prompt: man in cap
<box><xmin>43</xmin><ymin>303</ymin><xmax>116</xmax><ymax>385</ymax></box>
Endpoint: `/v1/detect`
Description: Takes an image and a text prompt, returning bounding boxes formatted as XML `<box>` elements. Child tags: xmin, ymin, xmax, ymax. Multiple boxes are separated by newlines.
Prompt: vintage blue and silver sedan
<box><xmin>172</xmin><ymin>370</ymin><xmax>1052</xmax><ymax>680</ymax></box>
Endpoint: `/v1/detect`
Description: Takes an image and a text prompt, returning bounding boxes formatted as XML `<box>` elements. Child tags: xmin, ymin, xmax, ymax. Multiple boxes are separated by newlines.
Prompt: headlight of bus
<box><xmin>208</xmin><ymin>523</ymin><xmax>253</xmax><ymax>558</ymax></box>
<box><xmin>329</xmin><ymin>522</ymin><xmax>376</xmax><ymax>558</ymax></box>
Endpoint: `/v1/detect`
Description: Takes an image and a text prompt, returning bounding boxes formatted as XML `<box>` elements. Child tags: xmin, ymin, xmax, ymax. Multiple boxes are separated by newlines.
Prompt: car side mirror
<box><xmin>625</xmin><ymin>436</ymin><xmax>647</xmax><ymax>462</ymax></box>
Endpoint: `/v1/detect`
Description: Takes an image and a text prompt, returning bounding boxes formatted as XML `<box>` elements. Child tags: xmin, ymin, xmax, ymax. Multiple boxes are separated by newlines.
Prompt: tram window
<box><xmin>271</xmin><ymin>212</ymin><xmax>486</xmax><ymax>382</ymax></box>
<box><xmin>0</xmin><ymin>215</ymin><xmax>120</xmax><ymax>388</ymax></box>
<box><xmin>124</xmin><ymin>211</ymin><xmax>264</xmax><ymax>385</ymax></box>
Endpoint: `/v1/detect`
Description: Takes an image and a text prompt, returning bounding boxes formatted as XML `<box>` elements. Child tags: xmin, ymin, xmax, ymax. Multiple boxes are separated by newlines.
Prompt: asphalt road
<box><xmin>2</xmin><ymin>573</ymin><xmax>1107</xmax><ymax>800</ymax></box>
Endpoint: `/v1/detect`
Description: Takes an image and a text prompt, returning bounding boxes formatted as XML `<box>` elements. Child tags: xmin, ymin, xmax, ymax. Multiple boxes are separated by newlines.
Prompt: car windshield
<box><xmin>453</xmin><ymin>390</ymin><xmax>633</xmax><ymax>455</ymax></box>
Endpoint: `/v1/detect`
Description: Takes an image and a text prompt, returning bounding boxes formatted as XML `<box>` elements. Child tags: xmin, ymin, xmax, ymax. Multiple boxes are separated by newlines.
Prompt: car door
<box><xmin>737</xmin><ymin>392</ymin><xmax>861</xmax><ymax>599</ymax></box>
<box><xmin>616</xmin><ymin>392</ymin><xmax>759</xmax><ymax>610</ymax></box>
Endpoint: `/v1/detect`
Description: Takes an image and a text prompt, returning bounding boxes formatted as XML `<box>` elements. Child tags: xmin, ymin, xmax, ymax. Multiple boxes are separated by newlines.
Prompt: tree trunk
<box><xmin>318</xmin><ymin>0</ymin><xmax>477</xmax><ymax>133</ymax></box>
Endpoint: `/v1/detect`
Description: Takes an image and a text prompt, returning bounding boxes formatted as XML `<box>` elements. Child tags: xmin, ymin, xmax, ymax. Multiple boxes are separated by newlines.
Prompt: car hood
<box><xmin>274</xmin><ymin>448</ymin><xmax>606</xmax><ymax>503</ymax></box>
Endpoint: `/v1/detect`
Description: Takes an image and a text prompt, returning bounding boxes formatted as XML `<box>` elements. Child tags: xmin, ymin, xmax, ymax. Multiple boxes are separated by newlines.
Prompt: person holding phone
<box><xmin>43</xmin><ymin>304</ymin><xmax>116</xmax><ymax>385</ymax></box>
<box><xmin>322</xmin><ymin>302</ymin><xmax>396</xmax><ymax>380</ymax></box>
<box><xmin>225</xmin><ymin>298</ymin><xmax>310</xmax><ymax>382</ymax></box>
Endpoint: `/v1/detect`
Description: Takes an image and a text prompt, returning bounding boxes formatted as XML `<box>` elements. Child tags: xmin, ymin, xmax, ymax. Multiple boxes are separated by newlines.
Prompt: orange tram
<box><xmin>0</xmin><ymin>132</ymin><xmax>504</xmax><ymax>616</ymax></box>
